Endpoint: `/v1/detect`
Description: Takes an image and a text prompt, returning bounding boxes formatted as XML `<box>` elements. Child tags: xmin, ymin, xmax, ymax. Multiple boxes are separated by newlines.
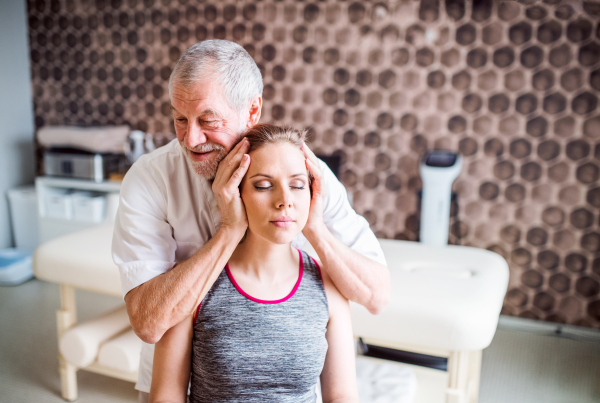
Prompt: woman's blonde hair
<box><xmin>243</xmin><ymin>123</ymin><xmax>309</xmax><ymax>153</ymax></box>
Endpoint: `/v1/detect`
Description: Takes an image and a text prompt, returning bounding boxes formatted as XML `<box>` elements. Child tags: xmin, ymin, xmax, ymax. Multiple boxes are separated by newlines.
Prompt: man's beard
<box><xmin>180</xmin><ymin>116</ymin><xmax>248</xmax><ymax>180</ymax></box>
<box><xmin>180</xmin><ymin>142</ymin><xmax>227</xmax><ymax>180</ymax></box>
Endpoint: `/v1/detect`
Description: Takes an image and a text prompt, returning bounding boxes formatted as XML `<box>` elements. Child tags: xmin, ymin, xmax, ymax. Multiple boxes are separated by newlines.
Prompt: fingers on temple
<box><xmin>216</xmin><ymin>139</ymin><xmax>249</xmax><ymax>183</ymax></box>
<box><xmin>306</xmin><ymin>159</ymin><xmax>323</xmax><ymax>196</ymax></box>
<box><xmin>227</xmin><ymin>154</ymin><xmax>250</xmax><ymax>189</ymax></box>
<box><xmin>303</xmin><ymin>142</ymin><xmax>321</xmax><ymax>165</ymax></box>
<box><xmin>230</xmin><ymin>139</ymin><xmax>250</xmax><ymax>164</ymax></box>
<box><xmin>306</xmin><ymin>156</ymin><xmax>322</xmax><ymax>178</ymax></box>
<box><xmin>301</xmin><ymin>142</ymin><xmax>315</xmax><ymax>160</ymax></box>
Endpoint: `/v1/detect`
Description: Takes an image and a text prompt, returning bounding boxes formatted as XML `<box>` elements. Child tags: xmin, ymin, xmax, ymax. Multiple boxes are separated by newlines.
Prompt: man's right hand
<box><xmin>212</xmin><ymin>137</ymin><xmax>251</xmax><ymax>241</ymax></box>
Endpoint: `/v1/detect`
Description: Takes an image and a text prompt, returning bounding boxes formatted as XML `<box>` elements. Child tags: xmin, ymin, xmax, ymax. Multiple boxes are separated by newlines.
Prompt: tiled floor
<box><xmin>0</xmin><ymin>279</ymin><xmax>599</xmax><ymax>403</ymax></box>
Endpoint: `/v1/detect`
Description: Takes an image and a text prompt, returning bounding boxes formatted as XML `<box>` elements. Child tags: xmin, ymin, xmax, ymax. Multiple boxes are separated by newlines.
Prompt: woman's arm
<box><xmin>319</xmin><ymin>263</ymin><xmax>360</xmax><ymax>403</ymax></box>
<box><xmin>149</xmin><ymin>314</ymin><xmax>194</xmax><ymax>403</ymax></box>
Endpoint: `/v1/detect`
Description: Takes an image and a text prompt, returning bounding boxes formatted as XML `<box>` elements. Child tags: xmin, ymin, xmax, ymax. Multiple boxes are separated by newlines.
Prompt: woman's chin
<box><xmin>268</xmin><ymin>233</ymin><xmax>300</xmax><ymax>245</ymax></box>
<box><xmin>252</xmin><ymin>228</ymin><xmax>302</xmax><ymax>246</ymax></box>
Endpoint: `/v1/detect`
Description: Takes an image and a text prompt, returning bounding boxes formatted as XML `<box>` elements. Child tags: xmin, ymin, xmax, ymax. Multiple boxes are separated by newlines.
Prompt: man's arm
<box><xmin>125</xmin><ymin>226</ymin><xmax>243</xmax><ymax>343</ymax></box>
<box><xmin>121</xmin><ymin>138</ymin><xmax>251</xmax><ymax>343</ymax></box>
<box><xmin>305</xmin><ymin>225</ymin><xmax>390</xmax><ymax>315</ymax></box>
<box><xmin>302</xmin><ymin>144</ymin><xmax>390</xmax><ymax>315</ymax></box>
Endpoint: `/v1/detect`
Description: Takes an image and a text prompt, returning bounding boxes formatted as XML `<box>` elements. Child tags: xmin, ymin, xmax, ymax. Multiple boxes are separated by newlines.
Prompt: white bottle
<box><xmin>144</xmin><ymin>132</ymin><xmax>156</xmax><ymax>153</ymax></box>
<box><xmin>129</xmin><ymin>130</ymin><xmax>145</xmax><ymax>163</ymax></box>
<box><xmin>418</xmin><ymin>150</ymin><xmax>463</xmax><ymax>246</ymax></box>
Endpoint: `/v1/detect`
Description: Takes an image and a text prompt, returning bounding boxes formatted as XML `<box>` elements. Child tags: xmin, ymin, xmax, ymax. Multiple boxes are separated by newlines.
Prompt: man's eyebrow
<box><xmin>201</xmin><ymin>109</ymin><xmax>224</xmax><ymax>119</ymax></box>
<box><xmin>249</xmin><ymin>173</ymin><xmax>308</xmax><ymax>179</ymax></box>
<box><xmin>169</xmin><ymin>105</ymin><xmax>224</xmax><ymax>120</ymax></box>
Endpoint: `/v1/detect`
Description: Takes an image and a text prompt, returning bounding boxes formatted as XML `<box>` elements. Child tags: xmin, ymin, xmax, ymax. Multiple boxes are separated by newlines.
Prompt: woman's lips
<box><xmin>270</xmin><ymin>217</ymin><xmax>294</xmax><ymax>228</ymax></box>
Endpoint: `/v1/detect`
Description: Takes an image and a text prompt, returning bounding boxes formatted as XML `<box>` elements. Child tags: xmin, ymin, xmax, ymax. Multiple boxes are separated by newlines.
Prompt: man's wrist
<box><xmin>217</xmin><ymin>224</ymin><xmax>246</xmax><ymax>244</ymax></box>
<box><xmin>303</xmin><ymin>222</ymin><xmax>330</xmax><ymax>245</ymax></box>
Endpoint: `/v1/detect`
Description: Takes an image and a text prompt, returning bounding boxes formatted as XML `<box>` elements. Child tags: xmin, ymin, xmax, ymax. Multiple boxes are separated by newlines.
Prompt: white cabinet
<box><xmin>35</xmin><ymin>177</ymin><xmax>121</xmax><ymax>243</ymax></box>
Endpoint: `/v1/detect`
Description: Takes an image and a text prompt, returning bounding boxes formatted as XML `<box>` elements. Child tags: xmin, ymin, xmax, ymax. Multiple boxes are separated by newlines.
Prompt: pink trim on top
<box><xmin>193</xmin><ymin>302</ymin><xmax>202</xmax><ymax>323</ymax></box>
<box><xmin>225</xmin><ymin>249</ymin><xmax>304</xmax><ymax>304</ymax></box>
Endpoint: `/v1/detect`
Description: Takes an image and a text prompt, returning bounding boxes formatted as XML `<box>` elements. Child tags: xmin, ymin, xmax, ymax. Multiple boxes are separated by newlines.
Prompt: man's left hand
<box><xmin>301</xmin><ymin>142</ymin><xmax>327</xmax><ymax>241</ymax></box>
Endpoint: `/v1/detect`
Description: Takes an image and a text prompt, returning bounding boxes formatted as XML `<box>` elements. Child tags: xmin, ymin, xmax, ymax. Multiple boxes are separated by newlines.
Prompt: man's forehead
<box><xmin>170</xmin><ymin>104</ymin><xmax>224</xmax><ymax>118</ymax></box>
<box><xmin>170</xmin><ymin>81</ymin><xmax>230</xmax><ymax>115</ymax></box>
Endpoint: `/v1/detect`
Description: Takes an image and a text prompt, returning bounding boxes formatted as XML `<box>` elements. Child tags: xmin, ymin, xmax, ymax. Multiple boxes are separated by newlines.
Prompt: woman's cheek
<box><xmin>299</xmin><ymin>192</ymin><xmax>311</xmax><ymax>221</ymax></box>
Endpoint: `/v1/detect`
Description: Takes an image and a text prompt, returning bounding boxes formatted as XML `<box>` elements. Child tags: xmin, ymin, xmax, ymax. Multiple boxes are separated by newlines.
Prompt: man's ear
<box><xmin>246</xmin><ymin>95</ymin><xmax>262</xmax><ymax>129</ymax></box>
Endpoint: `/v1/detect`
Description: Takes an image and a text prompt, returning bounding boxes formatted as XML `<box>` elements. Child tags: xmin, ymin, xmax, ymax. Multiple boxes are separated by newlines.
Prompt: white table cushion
<box><xmin>58</xmin><ymin>306</ymin><xmax>130</xmax><ymax>367</ymax></box>
<box><xmin>350</xmin><ymin>239</ymin><xmax>509</xmax><ymax>352</ymax></box>
<box><xmin>33</xmin><ymin>223</ymin><xmax>122</xmax><ymax>296</ymax></box>
<box><xmin>98</xmin><ymin>329</ymin><xmax>143</xmax><ymax>373</ymax></box>
<box><xmin>34</xmin><ymin>225</ymin><xmax>509</xmax><ymax>352</ymax></box>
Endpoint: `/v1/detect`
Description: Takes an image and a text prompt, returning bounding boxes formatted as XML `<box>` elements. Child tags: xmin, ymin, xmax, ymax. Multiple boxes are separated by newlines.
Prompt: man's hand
<box><xmin>301</xmin><ymin>142</ymin><xmax>328</xmax><ymax>241</ymax></box>
<box><xmin>212</xmin><ymin>137</ymin><xmax>251</xmax><ymax>240</ymax></box>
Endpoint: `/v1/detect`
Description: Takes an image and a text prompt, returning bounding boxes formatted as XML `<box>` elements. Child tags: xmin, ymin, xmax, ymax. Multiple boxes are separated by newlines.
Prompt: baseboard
<box><xmin>498</xmin><ymin>315</ymin><xmax>600</xmax><ymax>343</ymax></box>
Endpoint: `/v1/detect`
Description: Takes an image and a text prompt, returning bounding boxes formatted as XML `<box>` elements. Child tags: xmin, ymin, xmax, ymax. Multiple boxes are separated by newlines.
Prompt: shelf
<box><xmin>35</xmin><ymin>176</ymin><xmax>122</xmax><ymax>193</ymax></box>
<box><xmin>35</xmin><ymin>176</ymin><xmax>122</xmax><ymax>243</ymax></box>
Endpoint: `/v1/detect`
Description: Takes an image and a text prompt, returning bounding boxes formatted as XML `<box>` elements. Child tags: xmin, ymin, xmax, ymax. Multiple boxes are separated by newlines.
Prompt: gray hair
<box><xmin>169</xmin><ymin>40</ymin><xmax>263</xmax><ymax>113</ymax></box>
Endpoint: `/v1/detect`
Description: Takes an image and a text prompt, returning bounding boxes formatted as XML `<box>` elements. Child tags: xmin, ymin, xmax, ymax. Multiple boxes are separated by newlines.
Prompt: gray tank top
<box><xmin>190</xmin><ymin>249</ymin><xmax>329</xmax><ymax>402</ymax></box>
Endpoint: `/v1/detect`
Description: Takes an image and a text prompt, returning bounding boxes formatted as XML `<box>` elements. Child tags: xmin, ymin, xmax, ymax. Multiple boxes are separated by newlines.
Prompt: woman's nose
<box><xmin>276</xmin><ymin>189</ymin><xmax>293</xmax><ymax>209</ymax></box>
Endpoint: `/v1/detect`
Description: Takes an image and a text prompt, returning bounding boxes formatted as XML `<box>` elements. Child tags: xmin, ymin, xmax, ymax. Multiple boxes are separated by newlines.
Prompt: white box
<box><xmin>45</xmin><ymin>188</ymin><xmax>73</xmax><ymax>220</ymax></box>
<box><xmin>72</xmin><ymin>191</ymin><xmax>106</xmax><ymax>222</ymax></box>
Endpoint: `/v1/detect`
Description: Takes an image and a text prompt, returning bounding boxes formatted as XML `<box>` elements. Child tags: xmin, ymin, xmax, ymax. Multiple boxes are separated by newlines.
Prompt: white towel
<box><xmin>38</xmin><ymin>125</ymin><xmax>130</xmax><ymax>154</ymax></box>
<box><xmin>98</xmin><ymin>329</ymin><xmax>143</xmax><ymax>373</ymax></box>
<box><xmin>59</xmin><ymin>306</ymin><xmax>130</xmax><ymax>367</ymax></box>
<box><xmin>356</xmin><ymin>356</ymin><xmax>418</xmax><ymax>403</ymax></box>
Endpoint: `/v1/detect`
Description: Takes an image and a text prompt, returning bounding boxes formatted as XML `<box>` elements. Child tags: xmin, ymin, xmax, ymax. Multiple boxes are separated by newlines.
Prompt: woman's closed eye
<box><xmin>252</xmin><ymin>180</ymin><xmax>306</xmax><ymax>191</ymax></box>
<box><xmin>254</xmin><ymin>183</ymin><xmax>271</xmax><ymax>190</ymax></box>
<box><xmin>290</xmin><ymin>180</ymin><xmax>306</xmax><ymax>190</ymax></box>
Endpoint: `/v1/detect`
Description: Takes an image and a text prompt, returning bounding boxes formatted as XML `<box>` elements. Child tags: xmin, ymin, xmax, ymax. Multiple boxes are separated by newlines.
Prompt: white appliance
<box><xmin>7</xmin><ymin>186</ymin><xmax>39</xmax><ymax>251</ymax></box>
<box><xmin>2</xmin><ymin>186</ymin><xmax>39</xmax><ymax>285</ymax></box>
<box><xmin>418</xmin><ymin>150</ymin><xmax>462</xmax><ymax>246</ymax></box>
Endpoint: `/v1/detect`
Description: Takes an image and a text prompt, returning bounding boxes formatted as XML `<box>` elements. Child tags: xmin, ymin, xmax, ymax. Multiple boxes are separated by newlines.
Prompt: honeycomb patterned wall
<box><xmin>27</xmin><ymin>0</ymin><xmax>600</xmax><ymax>328</ymax></box>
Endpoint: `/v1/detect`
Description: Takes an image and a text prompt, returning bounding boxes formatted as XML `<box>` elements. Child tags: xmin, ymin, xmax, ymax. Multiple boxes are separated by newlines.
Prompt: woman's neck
<box><xmin>229</xmin><ymin>231</ymin><xmax>298</xmax><ymax>283</ymax></box>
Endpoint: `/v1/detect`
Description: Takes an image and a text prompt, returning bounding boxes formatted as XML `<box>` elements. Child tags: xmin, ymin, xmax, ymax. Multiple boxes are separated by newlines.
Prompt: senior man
<box><xmin>112</xmin><ymin>39</ymin><xmax>390</xmax><ymax>401</ymax></box>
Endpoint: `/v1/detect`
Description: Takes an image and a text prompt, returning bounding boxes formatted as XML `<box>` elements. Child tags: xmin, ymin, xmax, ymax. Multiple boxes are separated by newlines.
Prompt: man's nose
<box><xmin>185</xmin><ymin>121</ymin><xmax>208</xmax><ymax>148</ymax></box>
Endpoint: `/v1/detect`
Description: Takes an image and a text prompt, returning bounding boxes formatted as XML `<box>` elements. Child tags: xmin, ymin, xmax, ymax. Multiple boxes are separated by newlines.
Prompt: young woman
<box><xmin>149</xmin><ymin>124</ymin><xmax>358</xmax><ymax>403</ymax></box>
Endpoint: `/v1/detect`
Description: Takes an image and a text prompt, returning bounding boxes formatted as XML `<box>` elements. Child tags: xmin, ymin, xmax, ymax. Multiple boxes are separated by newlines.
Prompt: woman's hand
<box><xmin>212</xmin><ymin>138</ymin><xmax>251</xmax><ymax>241</ymax></box>
<box><xmin>301</xmin><ymin>142</ymin><xmax>328</xmax><ymax>240</ymax></box>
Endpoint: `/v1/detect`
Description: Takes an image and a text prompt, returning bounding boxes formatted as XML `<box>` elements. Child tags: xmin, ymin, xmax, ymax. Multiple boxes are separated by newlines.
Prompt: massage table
<box><xmin>34</xmin><ymin>223</ymin><xmax>508</xmax><ymax>402</ymax></box>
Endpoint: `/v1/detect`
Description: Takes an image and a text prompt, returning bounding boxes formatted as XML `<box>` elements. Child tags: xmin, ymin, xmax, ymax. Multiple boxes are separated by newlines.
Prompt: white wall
<box><xmin>0</xmin><ymin>0</ymin><xmax>36</xmax><ymax>248</ymax></box>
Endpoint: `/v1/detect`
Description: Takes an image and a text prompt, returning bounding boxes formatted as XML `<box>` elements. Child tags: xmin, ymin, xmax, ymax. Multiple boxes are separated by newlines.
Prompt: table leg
<box><xmin>467</xmin><ymin>350</ymin><xmax>482</xmax><ymax>403</ymax></box>
<box><xmin>446</xmin><ymin>350</ymin><xmax>469</xmax><ymax>403</ymax></box>
<box><xmin>445</xmin><ymin>350</ymin><xmax>482</xmax><ymax>403</ymax></box>
<box><xmin>57</xmin><ymin>284</ymin><xmax>78</xmax><ymax>401</ymax></box>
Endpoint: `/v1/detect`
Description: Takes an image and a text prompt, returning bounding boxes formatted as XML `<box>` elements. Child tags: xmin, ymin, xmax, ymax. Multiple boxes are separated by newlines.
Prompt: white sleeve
<box><xmin>319</xmin><ymin>159</ymin><xmax>387</xmax><ymax>266</ymax></box>
<box><xmin>112</xmin><ymin>161</ymin><xmax>177</xmax><ymax>298</ymax></box>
